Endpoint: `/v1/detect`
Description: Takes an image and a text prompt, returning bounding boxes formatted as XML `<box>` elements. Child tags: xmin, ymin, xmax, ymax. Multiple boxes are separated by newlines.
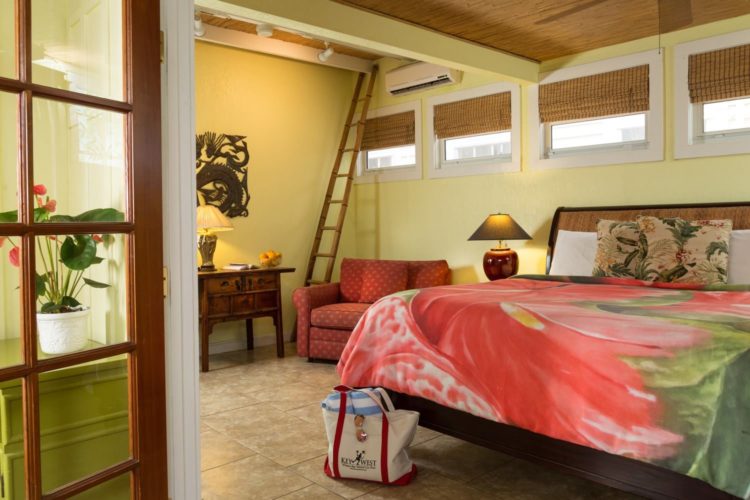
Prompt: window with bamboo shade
<box><xmin>674</xmin><ymin>31</ymin><xmax>750</xmax><ymax>159</ymax></box>
<box><xmin>426</xmin><ymin>82</ymin><xmax>520</xmax><ymax>178</ymax></box>
<box><xmin>529</xmin><ymin>50</ymin><xmax>663</xmax><ymax>170</ymax></box>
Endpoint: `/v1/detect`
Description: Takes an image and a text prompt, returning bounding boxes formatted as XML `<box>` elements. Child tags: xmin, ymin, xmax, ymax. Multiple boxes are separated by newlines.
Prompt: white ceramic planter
<box><xmin>36</xmin><ymin>308</ymin><xmax>90</xmax><ymax>355</ymax></box>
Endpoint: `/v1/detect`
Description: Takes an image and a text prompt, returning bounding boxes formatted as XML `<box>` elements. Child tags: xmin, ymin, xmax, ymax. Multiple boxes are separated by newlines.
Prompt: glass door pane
<box><xmin>0</xmin><ymin>240</ymin><xmax>23</xmax><ymax>368</ymax></box>
<box><xmin>0</xmin><ymin>91</ymin><xmax>18</xmax><ymax>218</ymax></box>
<box><xmin>31</xmin><ymin>0</ymin><xmax>123</xmax><ymax>100</ymax></box>
<box><xmin>0</xmin><ymin>0</ymin><xmax>14</xmax><ymax>79</ymax></box>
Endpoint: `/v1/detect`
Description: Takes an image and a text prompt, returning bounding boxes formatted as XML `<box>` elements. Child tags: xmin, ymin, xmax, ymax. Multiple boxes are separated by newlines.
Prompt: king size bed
<box><xmin>337</xmin><ymin>202</ymin><xmax>750</xmax><ymax>500</ymax></box>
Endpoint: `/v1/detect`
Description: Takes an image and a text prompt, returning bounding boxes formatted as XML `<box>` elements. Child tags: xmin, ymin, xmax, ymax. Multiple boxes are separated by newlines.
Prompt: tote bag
<box><xmin>322</xmin><ymin>385</ymin><xmax>419</xmax><ymax>485</ymax></box>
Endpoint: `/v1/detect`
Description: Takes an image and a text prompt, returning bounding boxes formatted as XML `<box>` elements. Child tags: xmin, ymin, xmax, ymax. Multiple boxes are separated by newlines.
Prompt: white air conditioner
<box><xmin>385</xmin><ymin>62</ymin><xmax>462</xmax><ymax>96</ymax></box>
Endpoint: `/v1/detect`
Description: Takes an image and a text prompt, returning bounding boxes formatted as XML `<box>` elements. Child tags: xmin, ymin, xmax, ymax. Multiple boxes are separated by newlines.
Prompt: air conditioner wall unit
<box><xmin>385</xmin><ymin>62</ymin><xmax>462</xmax><ymax>96</ymax></box>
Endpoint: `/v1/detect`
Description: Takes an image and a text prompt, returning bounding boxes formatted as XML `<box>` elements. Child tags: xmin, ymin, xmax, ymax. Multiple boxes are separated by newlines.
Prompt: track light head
<box><xmin>318</xmin><ymin>43</ymin><xmax>334</xmax><ymax>62</ymax></box>
<box><xmin>256</xmin><ymin>23</ymin><xmax>274</xmax><ymax>37</ymax></box>
<box><xmin>194</xmin><ymin>12</ymin><xmax>205</xmax><ymax>37</ymax></box>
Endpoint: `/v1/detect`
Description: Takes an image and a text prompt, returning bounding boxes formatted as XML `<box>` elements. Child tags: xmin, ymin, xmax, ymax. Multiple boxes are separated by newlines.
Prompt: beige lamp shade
<box><xmin>196</xmin><ymin>204</ymin><xmax>234</xmax><ymax>234</ymax></box>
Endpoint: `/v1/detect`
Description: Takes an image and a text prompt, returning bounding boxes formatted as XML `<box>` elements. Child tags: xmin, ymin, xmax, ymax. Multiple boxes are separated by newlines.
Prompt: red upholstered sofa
<box><xmin>292</xmin><ymin>258</ymin><xmax>450</xmax><ymax>360</ymax></box>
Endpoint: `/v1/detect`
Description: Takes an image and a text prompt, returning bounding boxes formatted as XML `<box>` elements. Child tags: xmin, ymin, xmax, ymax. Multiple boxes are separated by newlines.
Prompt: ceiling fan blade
<box><xmin>658</xmin><ymin>0</ymin><xmax>693</xmax><ymax>33</ymax></box>
<box><xmin>536</xmin><ymin>0</ymin><xmax>610</xmax><ymax>25</ymax></box>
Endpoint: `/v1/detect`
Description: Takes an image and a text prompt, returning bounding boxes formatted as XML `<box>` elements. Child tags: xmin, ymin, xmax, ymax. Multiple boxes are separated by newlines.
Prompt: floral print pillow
<box><xmin>593</xmin><ymin>220</ymin><xmax>643</xmax><ymax>278</ymax></box>
<box><xmin>637</xmin><ymin>216</ymin><xmax>732</xmax><ymax>285</ymax></box>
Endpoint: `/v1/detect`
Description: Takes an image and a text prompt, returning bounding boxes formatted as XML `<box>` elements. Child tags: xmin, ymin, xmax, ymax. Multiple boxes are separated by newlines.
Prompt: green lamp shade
<box><xmin>468</xmin><ymin>213</ymin><xmax>531</xmax><ymax>241</ymax></box>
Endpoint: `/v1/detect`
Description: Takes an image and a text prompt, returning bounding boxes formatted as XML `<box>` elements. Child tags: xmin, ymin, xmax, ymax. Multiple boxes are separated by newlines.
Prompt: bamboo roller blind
<box><xmin>688</xmin><ymin>43</ymin><xmax>750</xmax><ymax>103</ymax></box>
<box><xmin>539</xmin><ymin>65</ymin><xmax>649</xmax><ymax>123</ymax></box>
<box><xmin>433</xmin><ymin>92</ymin><xmax>511</xmax><ymax>139</ymax></box>
<box><xmin>361</xmin><ymin>111</ymin><xmax>415</xmax><ymax>151</ymax></box>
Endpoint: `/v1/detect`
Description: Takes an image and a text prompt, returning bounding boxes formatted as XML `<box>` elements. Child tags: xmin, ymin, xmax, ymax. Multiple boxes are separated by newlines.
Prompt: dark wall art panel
<box><xmin>196</xmin><ymin>132</ymin><xmax>250</xmax><ymax>217</ymax></box>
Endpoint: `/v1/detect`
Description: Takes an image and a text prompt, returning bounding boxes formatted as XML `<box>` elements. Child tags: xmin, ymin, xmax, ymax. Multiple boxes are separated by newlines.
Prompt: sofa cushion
<box><xmin>340</xmin><ymin>259</ymin><xmax>409</xmax><ymax>303</ymax></box>
<box><xmin>407</xmin><ymin>260</ymin><xmax>450</xmax><ymax>289</ymax></box>
<box><xmin>309</xmin><ymin>327</ymin><xmax>351</xmax><ymax>360</ymax></box>
<box><xmin>310</xmin><ymin>302</ymin><xmax>371</xmax><ymax>330</ymax></box>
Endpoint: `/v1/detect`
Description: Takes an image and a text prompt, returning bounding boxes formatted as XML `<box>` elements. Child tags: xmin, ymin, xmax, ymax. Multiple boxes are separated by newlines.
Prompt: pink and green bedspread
<box><xmin>337</xmin><ymin>276</ymin><xmax>750</xmax><ymax>498</ymax></box>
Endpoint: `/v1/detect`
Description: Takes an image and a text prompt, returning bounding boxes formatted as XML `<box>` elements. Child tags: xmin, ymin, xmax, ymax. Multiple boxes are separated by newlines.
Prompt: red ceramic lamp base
<box><xmin>482</xmin><ymin>247</ymin><xmax>519</xmax><ymax>280</ymax></box>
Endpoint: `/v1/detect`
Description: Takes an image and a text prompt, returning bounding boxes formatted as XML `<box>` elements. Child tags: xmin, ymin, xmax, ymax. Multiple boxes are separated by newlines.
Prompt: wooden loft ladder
<box><xmin>304</xmin><ymin>67</ymin><xmax>378</xmax><ymax>285</ymax></box>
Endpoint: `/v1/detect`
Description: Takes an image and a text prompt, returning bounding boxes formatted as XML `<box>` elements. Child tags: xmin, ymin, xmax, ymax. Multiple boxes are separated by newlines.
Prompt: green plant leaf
<box><xmin>60</xmin><ymin>235</ymin><xmax>98</xmax><ymax>270</ymax></box>
<box><xmin>35</xmin><ymin>273</ymin><xmax>47</xmax><ymax>299</ymax></box>
<box><xmin>91</xmin><ymin>256</ymin><xmax>105</xmax><ymax>264</ymax></box>
<box><xmin>40</xmin><ymin>302</ymin><xmax>62</xmax><ymax>313</ymax></box>
<box><xmin>83</xmin><ymin>278</ymin><xmax>110</xmax><ymax>289</ymax></box>
<box><xmin>0</xmin><ymin>210</ymin><xmax>17</xmax><ymax>223</ymax></box>
<box><xmin>74</xmin><ymin>208</ymin><xmax>125</xmax><ymax>222</ymax></box>
<box><xmin>61</xmin><ymin>296</ymin><xmax>81</xmax><ymax>308</ymax></box>
<box><xmin>48</xmin><ymin>214</ymin><xmax>75</xmax><ymax>223</ymax></box>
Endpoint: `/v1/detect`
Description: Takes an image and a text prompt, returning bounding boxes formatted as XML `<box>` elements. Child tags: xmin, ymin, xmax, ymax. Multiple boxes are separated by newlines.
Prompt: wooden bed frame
<box><xmin>389</xmin><ymin>201</ymin><xmax>750</xmax><ymax>500</ymax></box>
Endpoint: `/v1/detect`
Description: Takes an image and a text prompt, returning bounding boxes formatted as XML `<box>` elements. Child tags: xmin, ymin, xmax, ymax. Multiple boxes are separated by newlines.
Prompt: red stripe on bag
<box><xmin>331</xmin><ymin>391</ymin><xmax>347</xmax><ymax>478</ymax></box>
<box><xmin>380</xmin><ymin>408</ymin><xmax>389</xmax><ymax>483</ymax></box>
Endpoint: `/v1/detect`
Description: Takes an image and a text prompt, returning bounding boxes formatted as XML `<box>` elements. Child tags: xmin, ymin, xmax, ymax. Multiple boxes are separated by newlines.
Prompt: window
<box><xmin>529</xmin><ymin>50</ymin><xmax>663</xmax><ymax>169</ymax></box>
<box><xmin>356</xmin><ymin>102</ymin><xmax>421</xmax><ymax>183</ymax></box>
<box><xmin>427</xmin><ymin>82</ymin><xmax>520</xmax><ymax>178</ymax></box>
<box><xmin>674</xmin><ymin>30</ymin><xmax>750</xmax><ymax>158</ymax></box>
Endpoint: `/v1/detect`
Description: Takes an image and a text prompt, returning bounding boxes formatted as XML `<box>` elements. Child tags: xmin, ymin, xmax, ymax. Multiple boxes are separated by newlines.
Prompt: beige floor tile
<box><xmin>408</xmin><ymin>434</ymin><xmax>512</xmax><ymax>483</ymax></box>
<box><xmin>200</xmin><ymin>384</ymin><xmax>258</xmax><ymax>416</ymax></box>
<box><xmin>409</xmin><ymin>426</ymin><xmax>441</xmax><ymax>447</ymax></box>
<box><xmin>236</xmin><ymin>419</ymin><xmax>329</xmax><ymax>467</ymax></box>
<box><xmin>247</xmin><ymin>381</ymin><xmax>330</xmax><ymax>411</ymax></box>
<box><xmin>200</xmin><ymin>428</ymin><xmax>255</xmax><ymax>471</ymax></box>
<box><xmin>471</xmin><ymin>457</ymin><xmax>640</xmax><ymax>499</ymax></box>
<box><xmin>275</xmin><ymin>483</ymin><xmax>344</xmax><ymax>499</ymax></box>
<box><xmin>289</xmin><ymin>455</ymin><xmax>382</xmax><ymax>499</ymax></box>
<box><xmin>202</xmin><ymin>404</ymin><xmax>303</xmax><ymax>441</ymax></box>
<box><xmin>360</xmin><ymin>471</ymin><xmax>494</xmax><ymax>500</ymax></box>
<box><xmin>201</xmin><ymin>454</ymin><xmax>311</xmax><ymax>500</ymax></box>
<box><xmin>286</xmin><ymin>403</ymin><xmax>325</xmax><ymax>425</ymax></box>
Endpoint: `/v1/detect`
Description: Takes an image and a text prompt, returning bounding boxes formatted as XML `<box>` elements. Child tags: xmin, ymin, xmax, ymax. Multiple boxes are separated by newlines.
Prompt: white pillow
<box><xmin>728</xmin><ymin>229</ymin><xmax>750</xmax><ymax>284</ymax></box>
<box><xmin>549</xmin><ymin>230</ymin><xmax>598</xmax><ymax>276</ymax></box>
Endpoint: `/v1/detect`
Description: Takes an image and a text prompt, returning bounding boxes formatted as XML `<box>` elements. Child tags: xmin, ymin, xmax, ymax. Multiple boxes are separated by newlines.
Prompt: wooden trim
<box><xmin>35</xmin><ymin>343</ymin><xmax>135</xmax><ymax>373</ymax></box>
<box><xmin>22</xmin><ymin>374</ymin><xmax>41</xmax><ymax>499</ymax></box>
<box><xmin>0</xmin><ymin>78</ymin><xmax>133</xmax><ymax>113</ymax></box>
<box><xmin>41</xmin><ymin>460</ymin><xmax>137</xmax><ymax>499</ymax></box>
<box><xmin>387</xmin><ymin>391</ymin><xmax>735</xmax><ymax>500</ymax></box>
<box><xmin>128</xmin><ymin>0</ymin><xmax>168</xmax><ymax>496</ymax></box>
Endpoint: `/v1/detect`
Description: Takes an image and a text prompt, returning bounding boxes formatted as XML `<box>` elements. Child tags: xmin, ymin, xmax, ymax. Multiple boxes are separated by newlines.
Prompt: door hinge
<box><xmin>160</xmin><ymin>30</ymin><xmax>165</xmax><ymax>63</ymax></box>
<box><xmin>163</xmin><ymin>267</ymin><xmax>169</xmax><ymax>298</ymax></box>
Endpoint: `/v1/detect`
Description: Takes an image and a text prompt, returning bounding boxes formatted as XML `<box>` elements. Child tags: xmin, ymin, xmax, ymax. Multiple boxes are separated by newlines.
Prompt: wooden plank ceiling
<box><xmin>334</xmin><ymin>0</ymin><xmax>750</xmax><ymax>61</ymax></box>
<box><xmin>199</xmin><ymin>13</ymin><xmax>382</xmax><ymax>61</ymax></box>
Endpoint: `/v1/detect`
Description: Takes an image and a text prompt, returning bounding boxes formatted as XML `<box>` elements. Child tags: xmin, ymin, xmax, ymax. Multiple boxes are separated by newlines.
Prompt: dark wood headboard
<box><xmin>547</xmin><ymin>201</ymin><xmax>750</xmax><ymax>271</ymax></box>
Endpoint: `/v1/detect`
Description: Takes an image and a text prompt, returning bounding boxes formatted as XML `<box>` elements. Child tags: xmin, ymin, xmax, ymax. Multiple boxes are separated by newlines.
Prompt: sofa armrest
<box><xmin>292</xmin><ymin>282</ymin><xmax>341</xmax><ymax>357</ymax></box>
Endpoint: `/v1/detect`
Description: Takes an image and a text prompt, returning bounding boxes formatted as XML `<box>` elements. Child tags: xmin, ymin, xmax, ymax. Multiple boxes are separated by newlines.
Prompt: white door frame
<box><xmin>161</xmin><ymin>0</ymin><xmax>202</xmax><ymax>498</ymax></box>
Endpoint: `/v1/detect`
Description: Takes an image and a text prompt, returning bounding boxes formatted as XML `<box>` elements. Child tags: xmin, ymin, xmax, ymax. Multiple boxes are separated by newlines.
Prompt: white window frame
<box><xmin>355</xmin><ymin>101</ymin><xmax>422</xmax><ymax>184</ymax></box>
<box><xmin>426</xmin><ymin>82</ymin><xmax>520</xmax><ymax>178</ymax></box>
<box><xmin>528</xmin><ymin>50</ymin><xmax>663</xmax><ymax>170</ymax></box>
<box><xmin>674</xmin><ymin>29</ymin><xmax>750</xmax><ymax>159</ymax></box>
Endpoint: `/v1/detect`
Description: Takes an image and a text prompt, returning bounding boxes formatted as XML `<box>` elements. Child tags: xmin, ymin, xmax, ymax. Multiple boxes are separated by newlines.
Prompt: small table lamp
<box><xmin>468</xmin><ymin>213</ymin><xmax>531</xmax><ymax>280</ymax></box>
<box><xmin>197</xmin><ymin>204</ymin><xmax>234</xmax><ymax>272</ymax></box>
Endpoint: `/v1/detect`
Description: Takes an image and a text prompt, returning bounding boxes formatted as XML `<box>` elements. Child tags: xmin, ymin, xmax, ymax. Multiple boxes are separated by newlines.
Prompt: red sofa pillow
<box><xmin>359</xmin><ymin>260</ymin><xmax>408</xmax><ymax>302</ymax></box>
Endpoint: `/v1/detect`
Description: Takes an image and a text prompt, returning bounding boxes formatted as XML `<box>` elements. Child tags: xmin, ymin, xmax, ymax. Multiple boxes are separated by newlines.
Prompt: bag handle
<box><xmin>334</xmin><ymin>385</ymin><xmax>394</xmax><ymax>417</ymax></box>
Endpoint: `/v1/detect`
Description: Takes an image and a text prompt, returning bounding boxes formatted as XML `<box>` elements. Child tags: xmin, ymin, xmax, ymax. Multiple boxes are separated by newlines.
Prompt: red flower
<box><xmin>33</xmin><ymin>184</ymin><xmax>47</xmax><ymax>196</ymax></box>
<box><xmin>8</xmin><ymin>247</ymin><xmax>19</xmax><ymax>267</ymax></box>
<box><xmin>0</xmin><ymin>236</ymin><xmax>5</xmax><ymax>248</ymax></box>
<box><xmin>43</xmin><ymin>200</ymin><xmax>57</xmax><ymax>213</ymax></box>
<box><xmin>92</xmin><ymin>235</ymin><xmax>103</xmax><ymax>243</ymax></box>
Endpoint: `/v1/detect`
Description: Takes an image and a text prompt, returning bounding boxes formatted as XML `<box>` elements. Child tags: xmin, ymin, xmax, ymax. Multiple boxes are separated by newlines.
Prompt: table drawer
<box><xmin>245</xmin><ymin>274</ymin><xmax>276</xmax><ymax>291</ymax></box>
<box><xmin>207</xmin><ymin>296</ymin><xmax>231</xmax><ymax>316</ymax></box>
<box><xmin>256</xmin><ymin>291</ymin><xmax>277</xmax><ymax>309</ymax></box>
<box><xmin>231</xmin><ymin>294</ymin><xmax>256</xmax><ymax>315</ymax></box>
<box><xmin>205</xmin><ymin>277</ymin><xmax>242</xmax><ymax>294</ymax></box>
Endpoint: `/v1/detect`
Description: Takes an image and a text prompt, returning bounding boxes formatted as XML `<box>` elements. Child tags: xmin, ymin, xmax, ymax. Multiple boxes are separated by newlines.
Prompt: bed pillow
<box><xmin>637</xmin><ymin>216</ymin><xmax>732</xmax><ymax>285</ymax></box>
<box><xmin>728</xmin><ymin>229</ymin><xmax>750</xmax><ymax>285</ymax></box>
<box><xmin>593</xmin><ymin>220</ymin><xmax>642</xmax><ymax>279</ymax></box>
<box><xmin>549</xmin><ymin>230</ymin><xmax>598</xmax><ymax>276</ymax></box>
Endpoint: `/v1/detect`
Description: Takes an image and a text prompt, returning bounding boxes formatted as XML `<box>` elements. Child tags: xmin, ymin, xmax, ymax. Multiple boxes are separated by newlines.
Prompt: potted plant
<box><xmin>0</xmin><ymin>185</ymin><xmax>123</xmax><ymax>354</ymax></box>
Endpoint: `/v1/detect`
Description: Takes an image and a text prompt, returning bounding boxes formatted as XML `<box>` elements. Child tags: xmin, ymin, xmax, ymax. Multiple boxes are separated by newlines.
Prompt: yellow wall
<box><xmin>347</xmin><ymin>16</ymin><xmax>750</xmax><ymax>284</ymax></box>
<box><xmin>195</xmin><ymin>41</ymin><xmax>357</xmax><ymax>350</ymax></box>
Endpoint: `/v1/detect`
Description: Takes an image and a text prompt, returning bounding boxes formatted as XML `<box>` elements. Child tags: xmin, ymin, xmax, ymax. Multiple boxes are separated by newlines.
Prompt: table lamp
<box><xmin>197</xmin><ymin>204</ymin><xmax>234</xmax><ymax>271</ymax></box>
<box><xmin>468</xmin><ymin>213</ymin><xmax>531</xmax><ymax>280</ymax></box>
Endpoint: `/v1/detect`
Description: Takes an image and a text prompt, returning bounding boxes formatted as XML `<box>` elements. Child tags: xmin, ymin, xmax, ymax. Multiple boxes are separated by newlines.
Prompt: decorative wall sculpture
<box><xmin>195</xmin><ymin>132</ymin><xmax>250</xmax><ymax>217</ymax></box>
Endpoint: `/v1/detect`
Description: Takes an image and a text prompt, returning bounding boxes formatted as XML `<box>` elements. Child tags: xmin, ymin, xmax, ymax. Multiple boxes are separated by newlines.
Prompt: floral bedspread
<box><xmin>337</xmin><ymin>276</ymin><xmax>750</xmax><ymax>498</ymax></box>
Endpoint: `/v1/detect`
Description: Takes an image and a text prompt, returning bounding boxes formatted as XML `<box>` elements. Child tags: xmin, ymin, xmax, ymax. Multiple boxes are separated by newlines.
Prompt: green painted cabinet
<box><xmin>0</xmin><ymin>356</ymin><xmax>129</xmax><ymax>498</ymax></box>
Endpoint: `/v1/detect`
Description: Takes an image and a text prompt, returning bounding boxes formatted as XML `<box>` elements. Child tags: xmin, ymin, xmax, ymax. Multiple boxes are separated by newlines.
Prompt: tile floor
<box><xmin>200</xmin><ymin>344</ymin><xmax>639</xmax><ymax>499</ymax></box>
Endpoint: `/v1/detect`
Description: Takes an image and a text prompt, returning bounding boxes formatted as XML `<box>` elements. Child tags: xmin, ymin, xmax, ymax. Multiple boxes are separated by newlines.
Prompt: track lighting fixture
<box><xmin>318</xmin><ymin>42</ymin><xmax>334</xmax><ymax>62</ymax></box>
<box><xmin>194</xmin><ymin>11</ymin><xmax>205</xmax><ymax>37</ymax></box>
<box><xmin>256</xmin><ymin>23</ymin><xmax>274</xmax><ymax>37</ymax></box>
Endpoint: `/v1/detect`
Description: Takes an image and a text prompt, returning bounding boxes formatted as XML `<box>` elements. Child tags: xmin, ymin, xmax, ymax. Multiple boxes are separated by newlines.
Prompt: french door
<box><xmin>0</xmin><ymin>0</ymin><xmax>167</xmax><ymax>498</ymax></box>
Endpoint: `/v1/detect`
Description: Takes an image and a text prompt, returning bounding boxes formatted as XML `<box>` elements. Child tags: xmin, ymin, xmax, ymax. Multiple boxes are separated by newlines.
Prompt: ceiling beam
<box><xmin>196</xmin><ymin>24</ymin><xmax>375</xmax><ymax>73</ymax></box>
<box><xmin>195</xmin><ymin>0</ymin><xmax>540</xmax><ymax>83</ymax></box>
